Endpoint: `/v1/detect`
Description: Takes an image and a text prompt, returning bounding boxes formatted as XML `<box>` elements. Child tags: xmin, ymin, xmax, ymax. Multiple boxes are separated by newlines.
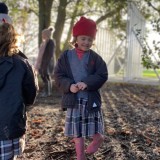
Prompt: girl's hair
<box><xmin>0</xmin><ymin>23</ymin><xmax>19</xmax><ymax>57</ymax></box>
<box><xmin>69</xmin><ymin>36</ymin><xmax>77</xmax><ymax>48</ymax></box>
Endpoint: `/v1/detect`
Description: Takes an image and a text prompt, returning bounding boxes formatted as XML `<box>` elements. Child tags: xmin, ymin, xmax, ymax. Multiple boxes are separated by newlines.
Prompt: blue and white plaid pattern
<box><xmin>65</xmin><ymin>98</ymin><xmax>104</xmax><ymax>138</ymax></box>
<box><xmin>0</xmin><ymin>136</ymin><xmax>25</xmax><ymax>160</ymax></box>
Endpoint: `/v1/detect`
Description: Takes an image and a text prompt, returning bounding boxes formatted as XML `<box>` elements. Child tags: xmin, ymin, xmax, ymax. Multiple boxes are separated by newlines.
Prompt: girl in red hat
<box><xmin>54</xmin><ymin>16</ymin><xmax>108</xmax><ymax>160</ymax></box>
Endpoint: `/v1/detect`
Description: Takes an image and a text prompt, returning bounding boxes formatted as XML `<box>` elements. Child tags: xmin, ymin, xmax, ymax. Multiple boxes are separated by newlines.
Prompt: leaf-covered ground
<box><xmin>17</xmin><ymin>82</ymin><xmax>160</xmax><ymax>160</ymax></box>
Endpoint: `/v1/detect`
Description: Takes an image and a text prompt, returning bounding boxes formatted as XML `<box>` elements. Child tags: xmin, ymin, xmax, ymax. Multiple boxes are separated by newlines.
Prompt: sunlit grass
<box><xmin>143</xmin><ymin>69</ymin><xmax>160</xmax><ymax>78</ymax></box>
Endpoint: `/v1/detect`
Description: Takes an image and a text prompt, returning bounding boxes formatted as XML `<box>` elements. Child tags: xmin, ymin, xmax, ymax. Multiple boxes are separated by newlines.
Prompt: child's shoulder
<box><xmin>89</xmin><ymin>49</ymin><xmax>106</xmax><ymax>64</ymax></box>
<box><xmin>61</xmin><ymin>49</ymin><xmax>74</xmax><ymax>56</ymax></box>
<box><xmin>90</xmin><ymin>49</ymin><xmax>101</xmax><ymax>58</ymax></box>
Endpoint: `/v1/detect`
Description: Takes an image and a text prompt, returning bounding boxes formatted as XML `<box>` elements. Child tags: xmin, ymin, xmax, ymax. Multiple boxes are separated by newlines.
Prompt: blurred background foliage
<box><xmin>2</xmin><ymin>0</ymin><xmax>160</xmax><ymax>71</ymax></box>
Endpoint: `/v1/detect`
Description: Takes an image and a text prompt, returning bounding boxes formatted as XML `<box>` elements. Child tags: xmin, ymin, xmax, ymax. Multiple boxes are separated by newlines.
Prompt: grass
<box><xmin>143</xmin><ymin>69</ymin><xmax>160</xmax><ymax>78</ymax></box>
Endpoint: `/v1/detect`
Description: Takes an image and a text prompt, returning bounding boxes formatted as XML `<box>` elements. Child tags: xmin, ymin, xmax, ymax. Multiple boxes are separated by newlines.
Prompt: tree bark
<box><xmin>63</xmin><ymin>0</ymin><xmax>81</xmax><ymax>51</ymax></box>
<box><xmin>38</xmin><ymin>0</ymin><xmax>53</xmax><ymax>46</ymax></box>
<box><xmin>53</xmin><ymin>0</ymin><xmax>67</xmax><ymax>59</ymax></box>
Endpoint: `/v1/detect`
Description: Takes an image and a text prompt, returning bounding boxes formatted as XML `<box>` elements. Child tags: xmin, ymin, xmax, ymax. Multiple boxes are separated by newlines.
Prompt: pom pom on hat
<box><xmin>72</xmin><ymin>16</ymin><xmax>97</xmax><ymax>39</ymax></box>
<box><xmin>42</xmin><ymin>27</ymin><xmax>53</xmax><ymax>38</ymax></box>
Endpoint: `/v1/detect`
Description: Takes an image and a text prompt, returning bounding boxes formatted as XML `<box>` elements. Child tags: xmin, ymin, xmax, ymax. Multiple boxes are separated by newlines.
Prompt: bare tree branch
<box><xmin>147</xmin><ymin>2</ymin><xmax>160</xmax><ymax>14</ymax></box>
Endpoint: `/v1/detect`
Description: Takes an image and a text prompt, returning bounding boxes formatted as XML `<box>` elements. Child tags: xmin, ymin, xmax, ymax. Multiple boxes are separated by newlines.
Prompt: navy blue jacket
<box><xmin>54</xmin><ymin>49</ymin><xmax>108</xmax><ymax>112</ymax></box>
<box><xmin>0</xmin><ymin>54</ymin><xmax>38</xmax><ymax>140</ymax></box>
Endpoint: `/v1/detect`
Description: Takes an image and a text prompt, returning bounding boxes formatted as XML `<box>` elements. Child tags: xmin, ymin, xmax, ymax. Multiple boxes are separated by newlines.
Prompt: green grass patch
<box><xmin>143</xmin><ymin>69</ymin><xmax>160</xmax><ymax>78</ymax></box>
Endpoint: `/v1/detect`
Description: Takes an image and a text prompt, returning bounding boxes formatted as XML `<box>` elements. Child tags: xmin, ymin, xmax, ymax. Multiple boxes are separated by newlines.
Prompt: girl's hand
<box><xmin>76</xmin><ymin>82</ymin><xmax>87</xmax><ymax>90</ymax></box>
<box><xmin>70</xmin><ymin>84</ymin><xmax>79</xmax><ymax>93</ymax></box>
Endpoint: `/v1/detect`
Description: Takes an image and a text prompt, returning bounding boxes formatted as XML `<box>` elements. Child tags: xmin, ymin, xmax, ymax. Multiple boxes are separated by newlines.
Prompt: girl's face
<box><xmin>76</xmin><ymin>35</ymin><xmax>94</xmax><ymax>51</ymax></box>
<box><xmin>42</xmin><ymin>32</ymin><xmax>47</xmax><ymax>41</ymax></box>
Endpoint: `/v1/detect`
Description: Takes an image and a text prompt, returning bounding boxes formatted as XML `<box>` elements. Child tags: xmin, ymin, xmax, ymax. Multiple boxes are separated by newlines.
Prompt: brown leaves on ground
<box><xmin>17</xmin><ymin>82</ymin><xmax>160</xmax><ymax>160</ymax></box>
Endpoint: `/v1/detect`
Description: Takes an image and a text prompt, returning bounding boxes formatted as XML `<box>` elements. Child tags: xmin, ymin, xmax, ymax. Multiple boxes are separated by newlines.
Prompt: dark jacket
<box><xmin>54</xmin><ymin>49</ymin><xmax>108</xmax><ymax>112</ymax></box>
<box><xmin>40</xmin><ymin>39</ymin><xmax>55</xmax><ymax>75</ymax></box>
<box><xmin>0</xmin><ymin>54</ymin><xmax>38</xmax><ymax>140</ymax></box>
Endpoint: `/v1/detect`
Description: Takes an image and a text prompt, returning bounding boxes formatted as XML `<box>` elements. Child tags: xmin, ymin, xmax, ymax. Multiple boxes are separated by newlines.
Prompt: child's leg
<box><xmin>86</xmin><ymin>133</ymin><xmax>104</xmax><ymax>154</ymax></box>
<box><xmin>73</xmin><ymin>137</ymin><xmax>87</xmax><ymax>160</ymax></box>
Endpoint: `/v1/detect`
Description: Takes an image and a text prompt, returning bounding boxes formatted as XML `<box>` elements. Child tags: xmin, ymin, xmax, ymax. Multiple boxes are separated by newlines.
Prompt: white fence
<box><xmin>124</xmin><ymin>1</ymin><xmax>145</xmax><ymax>81</ymax></box>
<box><xmin>93</xmin><ymin>2</ymin><xmax>159</xmax><ymax>84</ymax></box>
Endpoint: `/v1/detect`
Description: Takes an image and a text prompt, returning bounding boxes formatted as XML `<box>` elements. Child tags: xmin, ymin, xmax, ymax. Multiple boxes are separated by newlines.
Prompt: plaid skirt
<box><xmin>0</xmin><ymin>136</ymin><xmax>25</xmax><ymax>160</ymax></box>
<box><xmin>64</xmin><ymin>98</ymin><xmax>104</xmax><ymax>138</ymax></box>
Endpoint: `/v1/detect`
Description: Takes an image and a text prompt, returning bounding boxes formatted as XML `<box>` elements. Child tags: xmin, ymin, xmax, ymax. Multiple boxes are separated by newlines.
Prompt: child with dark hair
<box><xmin>0</xmin><ymin>22</ymin><xmax>38</xmax><ymax>160</ymax></box>
<box><xmin>54</xmin><ymin>16</ymin><xmax>108</xmax><ymax>160</ymax></box>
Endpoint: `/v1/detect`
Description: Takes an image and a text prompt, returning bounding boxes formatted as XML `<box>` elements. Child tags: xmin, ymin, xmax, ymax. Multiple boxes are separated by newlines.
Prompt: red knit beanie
<box><xmin>72</xmin><ymin>16</ymin><xmax>97</xmax><ymax>39</ymax></box>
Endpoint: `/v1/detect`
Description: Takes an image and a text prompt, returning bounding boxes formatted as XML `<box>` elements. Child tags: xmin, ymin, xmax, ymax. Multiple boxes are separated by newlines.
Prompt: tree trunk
<box><xmin>63</xmin><ymin>0</ymin><xmax>81</xmax><ymax>51</ymax></box>
<box><xmin>53</xmin><ymin>0</ymin><xmax>67</xmax><ymax>59</ymax></box>
<box><xmin>38</xmin><ymin>0</ymin><xmax>53</xmax><ymax>46</ymax></box>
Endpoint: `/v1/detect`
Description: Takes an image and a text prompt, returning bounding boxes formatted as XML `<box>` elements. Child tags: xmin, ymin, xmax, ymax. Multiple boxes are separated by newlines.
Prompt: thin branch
<box><xmin>147</xmin><ymin>2</ymin><xmax>160</xmax><ymax>14</ymax></box>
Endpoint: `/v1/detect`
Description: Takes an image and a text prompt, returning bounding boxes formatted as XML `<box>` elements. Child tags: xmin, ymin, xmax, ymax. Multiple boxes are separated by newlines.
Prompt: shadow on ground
<box><xmin>17</xmin><ymin>82</ymin><xmax>160</xmax><ymax>160</ymax></box>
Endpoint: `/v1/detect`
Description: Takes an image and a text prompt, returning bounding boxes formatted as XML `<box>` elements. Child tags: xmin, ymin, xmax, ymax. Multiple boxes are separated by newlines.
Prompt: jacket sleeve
<box><xmin>82</xmin><ymin>54</ymin><xmax>108</xmax><ymax>91</ymax></box>
<box><xmin>54</xmin><ymin>52</ymin><xmax>75</xmax><ymax>93</ymax></box>
<box><xmin>22</xmin><ymin>60</ymin><xmax>38</xmax><ymax>106</ymax></box>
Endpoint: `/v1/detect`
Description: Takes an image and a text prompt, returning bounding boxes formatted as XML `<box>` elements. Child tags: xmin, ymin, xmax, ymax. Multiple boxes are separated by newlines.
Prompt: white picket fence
<box><xmin>93</xmin><ymin>2</ymin><xmax>159</xmax><ymax>85</ymax></box>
